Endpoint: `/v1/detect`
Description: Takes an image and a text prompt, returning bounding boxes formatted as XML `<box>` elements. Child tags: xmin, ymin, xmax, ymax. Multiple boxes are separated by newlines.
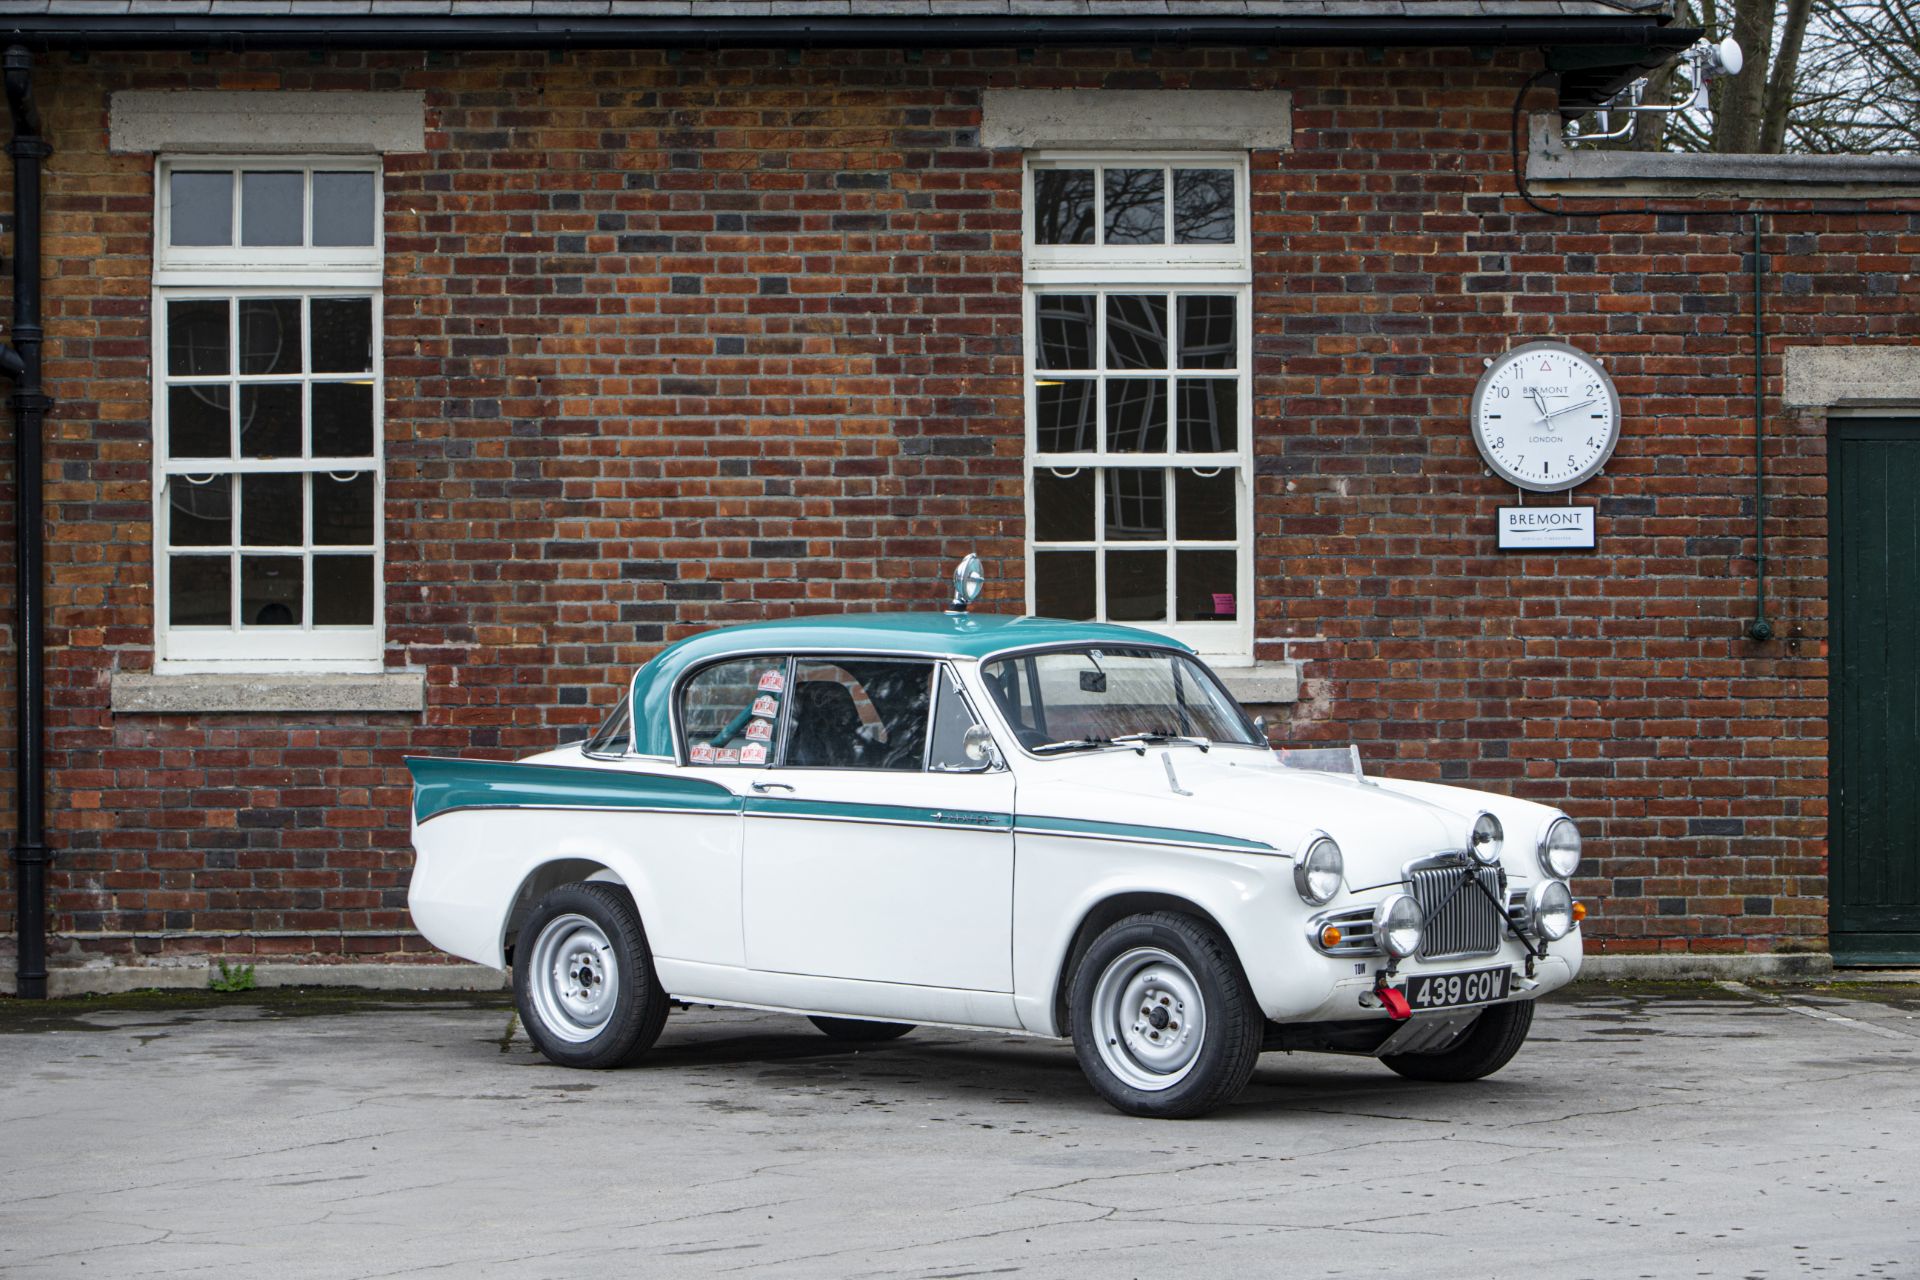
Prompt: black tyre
<box><xmin>1068</xmin><ymin>911</ymin><xmax>1262</xmax><ymax>1119</ymax></box>
<box><xmin>512</xmin><ymin>881</ymin><xmax>670</xmax><ymax>1069</ymax></box>
<box><xmin>807</xmin><ymin>1016</ymin><xmax>915</xmax><ymax>1043</ymax></box>
<box><xmin>1381</xmin><ymin>998</ymin><xmax>1535</xmax><ymax>1082</ymax></box>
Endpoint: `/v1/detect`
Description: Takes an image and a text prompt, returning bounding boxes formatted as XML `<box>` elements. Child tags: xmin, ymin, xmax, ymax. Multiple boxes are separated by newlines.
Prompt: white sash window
<box><xmin>1023</xmin><ymin>155</ymin><xmax>1253</xmax><ymax>661</ymax></box>
<box><xmin>152</xmin><ymin>158</ymin><xmax>383</xmax><ymax>670</ymax></box>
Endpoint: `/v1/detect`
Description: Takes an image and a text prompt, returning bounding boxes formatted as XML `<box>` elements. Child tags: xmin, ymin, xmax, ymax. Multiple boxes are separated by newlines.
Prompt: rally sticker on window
<box><xmin>741</xmin><ymin>742</ymin><xmax>767</xmax><ymax>765</ymax></box>
<box><xmin>745</xmin><ymin>719</ymin><xmax>774</xmax><ymax>742</ymax></box>
<box><xmin>717</xmin><ymin>747</ymin><xmax>740</xmax><ymax>765</ymax></box>
<box><xmin>758</xmin><ymin>670</ymin><xmax>785</xmax><ymax>693</ymax></box>
<box><xmin>751</xmin><ymin>695</ymin><xmax>778</xmax><ymax>718</ymax></box>
<box><xmin>689</xmin><ymin>743</ymin><xmax>714</xmax><ymax>764</ymax></box>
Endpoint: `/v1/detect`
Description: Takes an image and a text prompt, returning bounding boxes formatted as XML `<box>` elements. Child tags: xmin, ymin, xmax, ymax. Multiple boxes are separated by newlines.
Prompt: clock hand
<box><xmin>1525</xmin><ymin>387</ymin><xmax>1552</xmax><ymax>425</ymax></box>
<box><xmin>1539</xmin><ymin>397</ymin><xmax>1601</xmax><ymax>423</ymax></box>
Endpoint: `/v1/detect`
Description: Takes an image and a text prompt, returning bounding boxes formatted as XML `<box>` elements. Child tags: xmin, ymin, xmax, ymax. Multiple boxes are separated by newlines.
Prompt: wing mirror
<box><xmin>961</xmin><ymin>723</ymin><xmax>1002</xmax><ymax>771</ymax></box>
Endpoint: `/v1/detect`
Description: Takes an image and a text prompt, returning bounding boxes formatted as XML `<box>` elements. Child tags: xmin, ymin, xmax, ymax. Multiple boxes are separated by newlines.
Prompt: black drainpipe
<box><xmin>1747</xmin><ymin>212</ymin><xmax>1772</xmax><ymax>644</ymax></box>
<box><xmin>3</xmin><ymin>44</ymin><xmax>50</xmax><ymax>999</ymax></box>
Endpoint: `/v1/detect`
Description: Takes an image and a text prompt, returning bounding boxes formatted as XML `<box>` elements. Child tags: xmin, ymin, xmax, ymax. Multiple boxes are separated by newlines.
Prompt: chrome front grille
<box><xmin>1407</xmin><ymin>858</ymin><xmax>1504</xmax><ymax>960</ymax></box>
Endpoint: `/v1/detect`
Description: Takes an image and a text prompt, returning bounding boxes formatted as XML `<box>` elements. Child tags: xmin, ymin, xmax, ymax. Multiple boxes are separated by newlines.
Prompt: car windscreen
<box><xmin>979</xmin><ymin>647</ymin><xmax>1260</xmax><ymax>751</ymax></box>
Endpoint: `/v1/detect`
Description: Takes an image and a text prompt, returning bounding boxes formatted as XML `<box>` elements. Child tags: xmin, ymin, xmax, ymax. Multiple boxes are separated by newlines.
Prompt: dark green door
<box><xmin>1832</xmin><ymin>418</ymin><xmax>1920</xmax><ymax>964</ymax></box>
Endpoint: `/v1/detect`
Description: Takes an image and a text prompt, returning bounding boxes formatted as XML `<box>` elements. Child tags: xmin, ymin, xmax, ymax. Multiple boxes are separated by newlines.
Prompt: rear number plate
<box><xmin>1405</xmin><ymin>966</ymin><xmax>1511</xmax><ymax>1011</ymax></box>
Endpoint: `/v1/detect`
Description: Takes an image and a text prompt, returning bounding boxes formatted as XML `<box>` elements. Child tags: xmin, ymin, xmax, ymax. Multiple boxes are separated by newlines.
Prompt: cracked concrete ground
<box><xmin>2</xmin><ymin>981</ymin><xmax>1917</xmax><ymax>1279</ymax></box>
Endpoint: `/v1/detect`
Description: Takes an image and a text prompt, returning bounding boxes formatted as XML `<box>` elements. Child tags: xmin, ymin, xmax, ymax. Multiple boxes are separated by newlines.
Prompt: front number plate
<box><xmin>1404</xmin><ymin>966</ymin><xmax>1512</xmax><ymax>1011</ymax></box>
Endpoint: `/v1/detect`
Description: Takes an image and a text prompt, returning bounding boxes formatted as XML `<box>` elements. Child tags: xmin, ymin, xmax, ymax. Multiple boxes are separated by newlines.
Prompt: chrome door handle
<box><xmin>750</xmin><ymin>781</ymin><xmax>795</xmax><ymax>794</ymax></box>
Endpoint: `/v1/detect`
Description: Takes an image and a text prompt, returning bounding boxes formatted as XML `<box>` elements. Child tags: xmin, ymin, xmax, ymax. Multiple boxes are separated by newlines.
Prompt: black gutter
<box><xmin>0</xmin><ymin>14</ymin><xmax>1696</xmax><ymax>54</ymax></box>
<box><xmin>1747</xmin><ymin>212</ymin><xmax>1772</xmax><ymax>644</ymax></box>
<box><xmin>1</xmin><ymin>43</ymin><xmax>48</xmax><ymax>999</ymax></box>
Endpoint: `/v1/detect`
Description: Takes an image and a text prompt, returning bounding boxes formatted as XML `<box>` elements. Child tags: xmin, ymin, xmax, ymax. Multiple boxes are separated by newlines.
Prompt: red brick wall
<box><xmin>0</xmin><ymin>43</ymin><xmax>1913</xmax><ymax>976</ymax></box>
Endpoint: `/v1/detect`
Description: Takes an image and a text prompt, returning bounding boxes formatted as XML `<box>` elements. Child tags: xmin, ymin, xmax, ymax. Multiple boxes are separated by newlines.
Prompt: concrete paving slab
<box><xmin>0</xmin><ymin>982</ymin><xmax>1915</xmax><ymax>1279</ymax></box>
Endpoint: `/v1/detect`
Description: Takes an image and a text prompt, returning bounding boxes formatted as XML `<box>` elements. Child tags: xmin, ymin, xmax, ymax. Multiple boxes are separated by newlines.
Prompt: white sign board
<box><xmin>1497</xmin><ymin>506</ymin><xmax>1594</xmax><ymax>551</ymax></box>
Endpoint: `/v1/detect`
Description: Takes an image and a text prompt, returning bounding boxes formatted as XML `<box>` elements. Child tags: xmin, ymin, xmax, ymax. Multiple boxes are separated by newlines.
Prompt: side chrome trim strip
<box><xmin>420</xmin><ymin>802</ymin><xmax>733</xmax><ymax>825</ymax></box>
<box><xmin>1013</xmin><ymin>815</ymin><xmax>1278</xmax><ymax>854</ymax></box>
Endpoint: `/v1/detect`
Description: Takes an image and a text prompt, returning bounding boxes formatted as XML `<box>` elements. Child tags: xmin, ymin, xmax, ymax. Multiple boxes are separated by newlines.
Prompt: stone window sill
<box><xmin>1211</xmin><ymin>661</ymin><xmax>1301</xmax><ymax>705</ymax></box>
<box><xmin>110</xmin><ymin>671</ymin><xmax>427</xmax><ymax>715</ymax></box>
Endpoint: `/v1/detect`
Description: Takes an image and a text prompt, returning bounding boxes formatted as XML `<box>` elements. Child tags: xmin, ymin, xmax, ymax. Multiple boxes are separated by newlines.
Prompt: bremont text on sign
<box><xmin>1497</xmin><ymin>507</ymin><xmax>1596</xmax><ymax>551</ymax></box>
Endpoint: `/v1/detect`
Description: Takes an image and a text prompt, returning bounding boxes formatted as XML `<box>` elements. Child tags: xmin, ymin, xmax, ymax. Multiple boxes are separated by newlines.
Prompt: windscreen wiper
<box><xmin>1031</xmin><ymin>736</ymin><xmax>1118</xmax><ymax>754</ymax></box>
<box><xmin>1111</xmin><ymin>732</ymin><xmax>1211</xmax><ymax>752</ymax></box>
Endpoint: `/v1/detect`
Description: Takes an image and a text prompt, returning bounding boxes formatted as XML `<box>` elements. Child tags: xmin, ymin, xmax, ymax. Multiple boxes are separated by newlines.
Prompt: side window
<box><xmin>583</xmin><ymin>695</ymin><xmax>632</xmax><ymax>758</ymax></box>
<box><xmin>681</xmin><ymin>657</ymin><xmax>788</xmax><ymax>767</ymax></box>
<box><xmin>927</xmin><ymin>666</ymin><xmax>994</xmax><ymax>772</ymax></box>
<box><xmin>786</xmin><ymin>659</ymin><xmax>932</xmax><ymax>771</ymax></box>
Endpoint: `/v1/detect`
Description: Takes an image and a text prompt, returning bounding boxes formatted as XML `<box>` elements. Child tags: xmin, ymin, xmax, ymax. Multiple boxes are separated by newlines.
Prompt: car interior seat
<box><xmin>789</xmin><ymin>680</ymin><xmax>869</xmax><ymax>768</ymax></box>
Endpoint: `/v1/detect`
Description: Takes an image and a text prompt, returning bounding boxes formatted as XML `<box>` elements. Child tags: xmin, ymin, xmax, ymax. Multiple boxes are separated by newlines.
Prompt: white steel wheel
<box><xmin>1069</xmin><ymin>911</ymin><xmax>1263</xmax><ymax>1119</ymax></box>
<box><xmin>1090</xmin><ymin>947</ymin><xmax>1208</xmax><ymax>1092</ymax></box>
<box><xmin>527</xmin><ymin>913</ymin><xmax>621</xmax><ymax>1044</ymax></box>
<box><xmin>511</xmin><ymin>881</ymin><xmax>669</xmax><ymax>1070</ymax></box>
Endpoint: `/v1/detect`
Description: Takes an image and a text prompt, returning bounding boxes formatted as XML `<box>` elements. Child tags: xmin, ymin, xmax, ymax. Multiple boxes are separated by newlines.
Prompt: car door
<box><xmin>649</xmin><ymin>652</ymin><xmax>800</xmax><ymax>970</ymax></box>
<box><xmin>741</xmin><ymin>658</ymin><xmax>1016</xmax><ymax>992</ymax></box>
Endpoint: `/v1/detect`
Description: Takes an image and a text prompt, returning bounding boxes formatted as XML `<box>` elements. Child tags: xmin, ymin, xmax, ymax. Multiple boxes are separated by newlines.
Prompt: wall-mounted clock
<box><xmin>1469</xmin><ymin>340</ymin><xmax>1621</xmax><ymax>492</ymax></box>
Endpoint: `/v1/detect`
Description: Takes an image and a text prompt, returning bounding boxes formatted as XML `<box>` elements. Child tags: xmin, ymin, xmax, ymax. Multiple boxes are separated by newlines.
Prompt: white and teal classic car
<box><xmin>406</xmin><ymin>562</ymin><xmax>1585</xmax><ymax>1118</ymax></box>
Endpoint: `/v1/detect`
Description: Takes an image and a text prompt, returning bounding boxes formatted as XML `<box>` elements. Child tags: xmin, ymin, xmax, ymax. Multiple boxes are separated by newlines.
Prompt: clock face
<box><xmin>1469</xmin><ymin>341</ymin><xmax>1621</xmax><ymax>493</ymax></box>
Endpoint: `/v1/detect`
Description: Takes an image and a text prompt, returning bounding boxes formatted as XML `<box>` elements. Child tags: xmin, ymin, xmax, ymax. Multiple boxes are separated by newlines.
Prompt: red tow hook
<box><xmin>1377</xmin><ymin>984</ymin><xmax>1412</xmax><ymax>1022</ymax></box>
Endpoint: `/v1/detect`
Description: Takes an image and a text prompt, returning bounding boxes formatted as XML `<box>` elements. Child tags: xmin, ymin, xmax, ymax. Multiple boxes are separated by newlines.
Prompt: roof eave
<box><xmin>1</xmin><ymin>14</ymin><xmax>1695</xmax><ymax>55</ymax></box>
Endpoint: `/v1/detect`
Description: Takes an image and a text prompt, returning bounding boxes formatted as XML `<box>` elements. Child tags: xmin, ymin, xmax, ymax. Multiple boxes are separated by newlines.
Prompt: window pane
<box><xmin>927</xmin><ymin>668</ymin><xmax>988</xmax><ymax>773</ymax></box>
<box><xmin>312</xmin><ymin>382</ymin><xmax>375</xmax><ymax>457</ymax></box>
<box><xmin>1033</xmin><ymin>169</ymin><xmax>1094</xmax><ymax>246</ymax></box>
<box><xmin>168</xmin><ymin>476</ymin><xmax>231</xmax><ymax>548</ymax></box>
<box><xmin>241</xmin><ymin>473</ymin><xmax>303</xmax><ymax>547</ymax></box>
<box><xmin>240</xmin><ymin>555</ymin><xmax>303</xmax><ymax>626</ymax></box>
<box><xmin>167</xmin><ymin>300</ymin><xmax>229</xmax><ymax>376</ymax></box>
<box><xmin>311</xmin><ymin>298</ymin><xmax>374</xmax><ymax>373</ymax></box>
<box><xmin>788</xmin><ymin>660</ymin><xmax>932</xmax><ymax>771</ymax></box>
<box><xmin>1105</xmin><ymin>378</ymin><xmax>1167</xmax><ymax>453</ymax></box>
<box><xmin>1036</xmin><ymin>379</ymin><xmax>1096</xmax><ymax>453</ymax></box>
<box><xmin>240</xmin><ymin>298</ymin><xmax>302</xmax><ymax>375</ymax></box>
<box><xmin>1176</xmin><ymin>549</ymin><xmax>1238</xmax><ymax>621</ymax></box>
<box><xmin>241</xmin><ymin>171</ymin><xmax>304</xmax><ymax>247</ymax></box>
<box><xmin>1174</xmin><ymin>168</ymin><xmax>1235</xmax><ymax>244</ymax></box>
<box><xmin>167</xmin><ymin>385</ymin><xmax>231</xmax><ymax>459</ymax></box>
<box><xmin>1104</xmin><ymin>469</ymin><xmax>1166</xmax><ymax>541</ymax></box>
<box><xmin>585</xmin><ymin>698</ymin><xmax>632</xmax><ymax>757</ymax></box>
<box><xmin>1177</xmin><ymin>379</ymin><xmax>1238</xmax><ymax>452</ymax></box>
<box><xmin>314</xmin><ymin>472</ymin><xmax>374</xmax><ymax>546</ymax></box>
<box><xmin>313</xmin><ymin>554</ymin><xmax>375</xmax><ymax>626</ymax></box>
<box><xmin>1034</xmin><ymin>550</ymin><xmax>1095</xmax><ymax>620</ymax></box>
<box><xmin>169</xmin><ymin>556</ymin><xmax>231</xmax><ymax>626</ymax></box>
<box><xmin>1106</xmin><ymin>295</ymin><xmax>1167</xmax><ymax>370</ymax></box>
<box><xmin>312</xmin><ymin>171</ymin><xmax>376</xmax><ymax>247</ymax></box>
<box><xmin>1174</xmin><ymin>468</ymin><xmax>1237</xmax><ymax>541</ymax></box>
<box><xmin>1177</xmin><ymin>296</ymin><xmax>1236</xmax><ymax>369</ymax></box>
<box><xmin>239</xmin><ymin>384</ymin><xmax>301</xmax><ymax>458</ymax></box>
<box><xmin>1033</xmin><ymin>467</ymin><xmax>1094</xmax><ymax>542</ymax></box>
<box><xmin>169</xmin><ymin>171</ymin><xmax>232</xmax><ymax>247</ymax></box>
<box><xmin>1105</xmin><ymin>549</ymin><xmax>1167</xmax><ymax>621</ymax></box>
<box><xmin>681</xmin><ymin>657</ymin><xmax>787</xmax><ymax>766</ymax></box>
<box><xmin>240</xmin><ymin>383</ymin><xmax>303</xmax><ymax>458</ymax></box>
<box><xmin>1037</xmin><ymin>294</ymin><xmax>1094</xmax><ymax>370</ymax></box>
<box><xmin>1103</xmin><ymin>168</ymin><xmax>1164</xmax><ymax>245</ymax></box>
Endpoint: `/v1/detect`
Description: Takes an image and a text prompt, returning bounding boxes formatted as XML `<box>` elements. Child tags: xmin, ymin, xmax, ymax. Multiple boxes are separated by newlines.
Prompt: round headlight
<box><xmin>1469</xmin><ymin>811</ymin><xmax>1504</xmax><ymax>866</ymax></box>
<box><xmin>1537</xmin><ymin>816</ymin><xmax>1582</xmax><ymax>880</ymax></box>
<box><xmin>1374</xmin><ymin>892</ymin><xmax>1424</xmax><ymax>959</ymax></box>
<box><xmin>1293</xmin><ymin>834</ymin><xmax>1344</xmax><ymax>906</ymax></box>
<box><xmin>1526</xmin><ymin>879</ymin><xmax>1575</xmax><ymax>941</ymax></box>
